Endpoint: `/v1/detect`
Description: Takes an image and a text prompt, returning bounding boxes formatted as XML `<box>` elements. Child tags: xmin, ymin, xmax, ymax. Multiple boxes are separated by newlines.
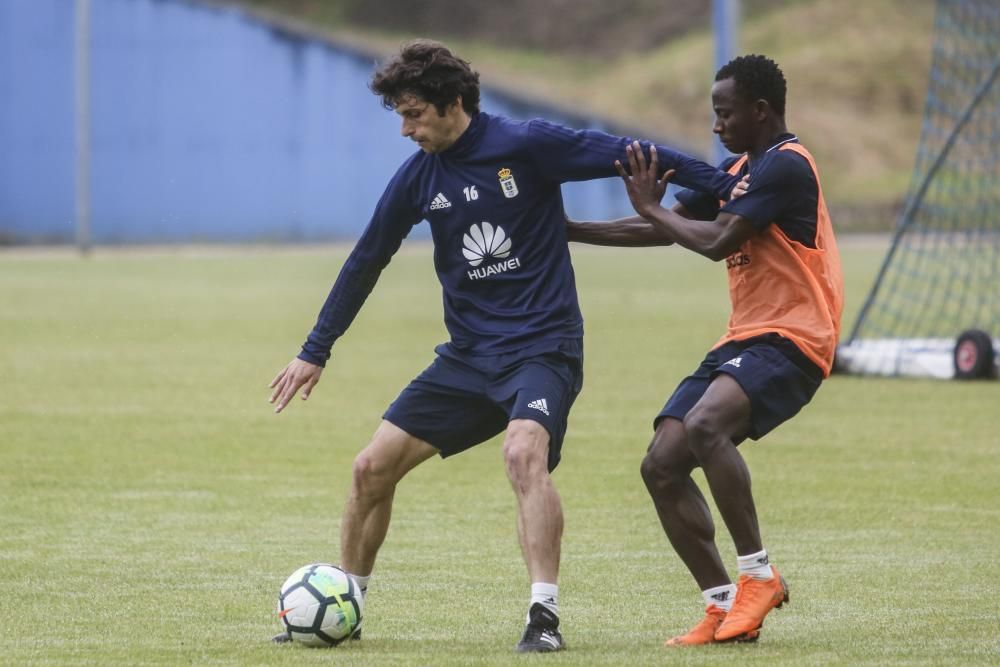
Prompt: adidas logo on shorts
<box><xmin>527</xmin><ymin>398</ymin><xmax>550</xmax><ymax>416</ymax></box>
<box><xmin>723</xmin><ymin>356</ymin><xmax>742</xmax><ymax>368</ymax></box>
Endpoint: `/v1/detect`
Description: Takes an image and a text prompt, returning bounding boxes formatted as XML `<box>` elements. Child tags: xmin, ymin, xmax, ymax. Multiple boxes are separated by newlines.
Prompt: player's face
<box><xmin>395</xmin><ymin>95</ymin><xmax>466</xmax><ymax>154</ymax></box>
<box><xmin>711</xmin><ymin>77</ymin><xmax>757</xmax><ymax>154</ymax></box>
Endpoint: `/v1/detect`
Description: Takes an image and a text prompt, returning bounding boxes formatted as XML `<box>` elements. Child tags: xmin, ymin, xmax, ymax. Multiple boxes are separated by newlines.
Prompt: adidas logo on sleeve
<box><xmin>430</xmin><ymin>192</ymin><xmax>452</xmax><ymax>210</ymax></box>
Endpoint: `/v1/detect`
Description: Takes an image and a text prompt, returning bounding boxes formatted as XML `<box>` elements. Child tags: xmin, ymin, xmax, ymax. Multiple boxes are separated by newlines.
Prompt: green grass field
<box><xmin>1</xmin><ymin>240</ymin><xmax>997</xmax><ymax>665</ymax></box>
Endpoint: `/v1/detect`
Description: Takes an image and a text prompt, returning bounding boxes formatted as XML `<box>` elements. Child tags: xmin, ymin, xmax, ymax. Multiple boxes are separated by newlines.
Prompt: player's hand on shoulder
<box><xmin>730</xmin><ymin>174</ymin><xmax>750</xmax><ymax>200</ymax></box>
<box><xmin>269</xmin><ymin>357</ymin><xmax>324</xmax><ymax>414</ymax></box>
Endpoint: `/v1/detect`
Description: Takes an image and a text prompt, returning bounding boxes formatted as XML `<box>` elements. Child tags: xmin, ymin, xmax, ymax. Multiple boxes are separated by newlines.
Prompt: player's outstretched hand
<box><xmin>731</xmin><ymin>174</ymin><xmax>750</xmax><ymax>199</ymax></box>
<box><xmin>615</xmin><ymin>141</ymin><xmax>674</xmax><ymax>218</ymax></box>
<box><xmin>269</xmin><ymin>357</ymin><xmax>324</xmax><ymax>414</ymax></box>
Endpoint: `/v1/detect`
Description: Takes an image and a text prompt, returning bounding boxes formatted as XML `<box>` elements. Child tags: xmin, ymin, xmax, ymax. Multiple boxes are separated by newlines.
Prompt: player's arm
<box><xmin>566</xmin><ymin>171</ymin><xmax>748</xmax><ymax>247</ymax></box>
<box><xmin>526</xmin><ymin>119</ymin><xmax>738</xmax><ymax>200</ymax></box>
<box><xmin>270</xmin><ymin>166</ymin><xmax>421</xmax><ymax>413</ymax></box>
<box><xmin>565</xmin><ymin>202</ymin><xmax>693</xmax><ymax>246</ymax></box>
<box><xmin>617</xmin><ymin>141</ymin><xmax>755</xmax><ymax>261</ymax></box>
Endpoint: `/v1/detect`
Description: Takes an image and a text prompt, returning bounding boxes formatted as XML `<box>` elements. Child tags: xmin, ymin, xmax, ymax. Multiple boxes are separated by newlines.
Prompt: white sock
<box><xmin>702</xmin><ymin>583</ymin><xmax>737</xmax><ymax>611</ymax></box>
<box><xmin>529</xmin><ymin>582</ymin><xmax>559</xmax><ymax>620</ymax></box>
<box><xmin>737</xmin><ymin>549</ymin><xmax>774</xmax><ymax>580</ymax></box>
<box><xmin>349</xmin><ymin>573</ymin><xmax>370</xmax><ymax>597</ymax></box>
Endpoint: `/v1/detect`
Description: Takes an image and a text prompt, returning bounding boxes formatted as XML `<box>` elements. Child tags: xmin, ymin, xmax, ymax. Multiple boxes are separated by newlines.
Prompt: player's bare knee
<box><xmin>642</xmin><ymin>421</ymin><xmax>694</xmax><ymax>488</ymax></box>
<box><xmin>640</xmin><ymin>449</ymin><xmax>685</xmax><ymax>494</ymax></box>
<box><xmin>350</xmin><ymin>452</ymin><xmax>379</xmax><ymax>490</ymax></box>
<box><xmin>350</xmin><ymin>450</ymin><xmax>395</xmax><ymax>501</ymax></box>
<box><xmin>682</xmin><ymin>409</ymin><xmax>728</xmax><ymax>460</ymax></box>
<box><xmin>639</xmin><ymin>451</ymin><xmax>665</xmax><ymax>489</ymax></box>
<box><xmin>502</xmin><ymin>421</ymin><xmax>548</xmax><ymax>483</ymax></box>
<box><xmin>502</xmin><ymin>439</ymin><xmax>537</xmax><ymax>482</ymax></box>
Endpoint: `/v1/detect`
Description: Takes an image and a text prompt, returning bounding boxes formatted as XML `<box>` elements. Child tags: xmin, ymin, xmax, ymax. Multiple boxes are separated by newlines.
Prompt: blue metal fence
<box><xmin>0</xmin><ymin>0</ymin><xmax>685</xmax><ymax>244</ymax></box>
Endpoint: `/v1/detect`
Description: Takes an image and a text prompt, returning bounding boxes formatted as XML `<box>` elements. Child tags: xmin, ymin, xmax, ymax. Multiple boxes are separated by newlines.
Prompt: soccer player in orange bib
<box><xmin>568</xmin><ymin>54</ymin><xmax>843</xmax><ymax>645</ymax></box>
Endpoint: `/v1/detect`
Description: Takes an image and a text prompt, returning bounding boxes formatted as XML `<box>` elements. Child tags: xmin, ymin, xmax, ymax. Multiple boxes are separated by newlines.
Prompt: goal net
<box><xmin>836</xmin><ymin>0</ymin><xmax>999</xmax><ymax>379</ymax></box>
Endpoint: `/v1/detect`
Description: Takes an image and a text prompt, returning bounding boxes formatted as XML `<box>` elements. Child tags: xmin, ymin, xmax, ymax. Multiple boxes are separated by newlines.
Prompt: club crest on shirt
<box><xmin>498</xmin><ymin>167</ymin><xmax>519</xmax><ymax>199</ymax></box>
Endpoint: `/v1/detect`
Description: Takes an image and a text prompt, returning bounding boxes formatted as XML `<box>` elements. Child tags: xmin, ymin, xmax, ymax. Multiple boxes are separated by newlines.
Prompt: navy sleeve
<box><xmin>525</xmin><ymin>118</ymin><xmax>738</xmax><ymax>200</ymax></box>
<box><xmin>674</xmin><ymin>155</ymin><xmax>743</xmax><ymax>220</ymax></box>
<box><xmin>298</xmin><ymin>164</ymin><xmax>422</xmax><ymax>366</ymax></box>
<box><xmin>674</xmin><ymin>189</ymin><xmax>720</xmax><ymax>220</ymax></box>
<box><xmin>721</xmin><ymin>150</ymin><xmax>817</xmax><ymax>240</ymax></box>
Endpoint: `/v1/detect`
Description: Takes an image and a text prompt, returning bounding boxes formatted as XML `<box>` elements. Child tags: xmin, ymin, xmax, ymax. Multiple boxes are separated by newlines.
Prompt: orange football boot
<box><xmin>714</xmin><ymin>566</ymin><xmax>788</xmax><ymax>642</ymax></box>
<box><xmin>665</xmin><ymin>604</ymin><xmax>759</xmax><ymax>646</ymax></box>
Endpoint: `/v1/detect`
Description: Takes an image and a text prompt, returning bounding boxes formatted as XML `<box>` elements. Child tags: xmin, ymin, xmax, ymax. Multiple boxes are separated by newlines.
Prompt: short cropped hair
<box><xmin>715</xmin><ymin>54</ymin><xmax>787</xmax><ymax>117</ymax></box>
<box><xmin>370</xmin><ymin>40</ymin><xmax>481</xmax><ymax>115</ymax></box>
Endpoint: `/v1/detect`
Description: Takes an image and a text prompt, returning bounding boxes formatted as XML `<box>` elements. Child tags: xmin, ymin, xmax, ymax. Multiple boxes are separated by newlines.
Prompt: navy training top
<box><xmin>675</xmin><ymin>134</ymin><xmax>820</xmax><ymax>248</ymax></box>
<box><xmin>299</xmin><ymin>112</ymin><xmax>738</xmax><ymax>366</ymax></box>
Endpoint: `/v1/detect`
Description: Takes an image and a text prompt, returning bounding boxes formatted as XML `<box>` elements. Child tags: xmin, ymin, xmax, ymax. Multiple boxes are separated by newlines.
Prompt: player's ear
<box><xmin>754</xmin><ymin>98</ymin><xmax>770</xmax><ymax>122</ymax></box>
<box><xmin>753</xmin><ymin>98</ymin><xmax>771</xmax><ymax>123</ymax></box>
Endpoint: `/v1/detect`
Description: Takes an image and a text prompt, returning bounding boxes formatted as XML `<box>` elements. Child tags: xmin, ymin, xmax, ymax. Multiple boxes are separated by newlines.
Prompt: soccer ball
<box><xmin>277</xmin><ymin>563</ymin><xmax>363</xmax><ymax>647</ymax></box>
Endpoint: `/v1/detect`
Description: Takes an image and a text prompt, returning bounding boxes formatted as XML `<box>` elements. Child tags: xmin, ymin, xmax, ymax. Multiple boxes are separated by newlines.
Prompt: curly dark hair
<box><xmin>370</xmin><ymin>40</ymin><xmax>481</xmax><ymax>116</ymax></box>
<box><xmin>715</xmin><ymin>54</ymin><xmax>786</xmax><ymax>117</ymax></box>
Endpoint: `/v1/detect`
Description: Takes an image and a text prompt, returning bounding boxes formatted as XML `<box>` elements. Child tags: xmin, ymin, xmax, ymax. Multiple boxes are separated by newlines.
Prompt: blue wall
<box><xmin>0</xmin><ymin>0</ymin><xmax>683</xmax><ymax>244</ymax></box>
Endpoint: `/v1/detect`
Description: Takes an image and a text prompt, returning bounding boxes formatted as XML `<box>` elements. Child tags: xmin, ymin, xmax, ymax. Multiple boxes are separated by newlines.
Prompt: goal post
<box><xmin>835</xmin><ymin>0</ymin><xmax>999</xmax><ymax>380</ymax></box>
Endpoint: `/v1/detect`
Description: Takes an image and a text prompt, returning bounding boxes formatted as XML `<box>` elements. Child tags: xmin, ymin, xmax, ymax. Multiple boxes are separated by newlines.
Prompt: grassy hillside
<box><xmin>234</xmin><ymin>0</ymin><xmax>936</xmax><ymax>230</ymax></box>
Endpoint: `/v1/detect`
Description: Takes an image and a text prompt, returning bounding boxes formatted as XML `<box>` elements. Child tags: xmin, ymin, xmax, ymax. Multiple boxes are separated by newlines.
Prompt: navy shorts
<box><xmin>383</xmin><ymin>340</ymin><xmax>583</xmax><ymax>472</ymax></box>
<box><xmin>656</xmin><ymin>333</ymin><xmax>824</xmax><ymax>440</ymax></box>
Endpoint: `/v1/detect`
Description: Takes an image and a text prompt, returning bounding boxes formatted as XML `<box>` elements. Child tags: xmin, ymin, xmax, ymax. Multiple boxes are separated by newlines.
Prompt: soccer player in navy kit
<box><xmin>268</xmin><ymin>39</ymin><xmax>737</xmax><ymax>652</ymax></box>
